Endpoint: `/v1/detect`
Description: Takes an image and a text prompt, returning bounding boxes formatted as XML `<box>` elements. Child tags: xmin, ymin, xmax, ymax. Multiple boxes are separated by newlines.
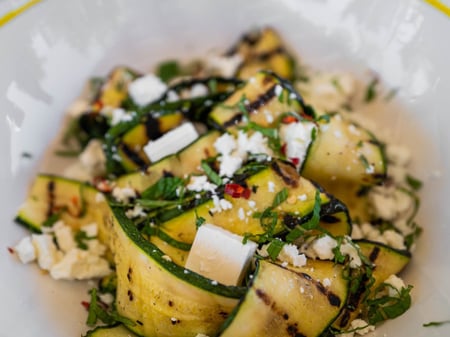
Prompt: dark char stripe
<box><xmin>46</xmin><ymin>180</ymin><xmax>56</xmax><ymax>218</ymax></box>
<box><xmin>119</xmin><ymin>143</ymin><xmax>148</xmax><ymax>168</ymax></box>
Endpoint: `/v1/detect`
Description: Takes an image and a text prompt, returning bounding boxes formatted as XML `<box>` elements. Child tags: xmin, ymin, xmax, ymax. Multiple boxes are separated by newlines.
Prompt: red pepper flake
<box><xmin>71</xmin><ymin>196</ymin><xmax>79</xmax><ymax>207</ymax></box>
<box><xmin>7</xmin><ymin>247</ymin><xmax>14</xmax><ymax>254</ymax></box>
<box><xmin>282</xmin><ymin>115</ymin><xmax>298</xmax><ymax>124</ymax></box>
<box><xmin>92</xmin><ymin>100</ymin><xmax>103</xmax><ymax>112</ymax></box>
<box><xmin>224</xmin><ymin>183</ymin><xmax>251</xmax><ymax>199</ymax></box>
<box><xmin>95</xmin><ymin>179</ymin><xmax>114</xmax><ymax>193</ymax></box>
<box><xmin>81</xmin><ymin>301</ymin><xmax>90</xmax><ymax>310</ymax></box>
<box><xmin>290</xmin><ymin>157</ymin><xmax>300</xmax><ymax>166</ymax></box>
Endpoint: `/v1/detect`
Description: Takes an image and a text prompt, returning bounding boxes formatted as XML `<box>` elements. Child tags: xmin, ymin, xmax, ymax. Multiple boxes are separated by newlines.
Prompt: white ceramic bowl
<box><xmin>1</xmin><ymin>0</ymin><xmax>449</xmax><ymax>336</ymax></box>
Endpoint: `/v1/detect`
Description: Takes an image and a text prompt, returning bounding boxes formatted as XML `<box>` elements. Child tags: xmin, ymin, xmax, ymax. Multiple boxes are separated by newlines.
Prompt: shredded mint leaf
<box><xmin>267</xmin><ymin>239</ymin><xmax>285</xmax><ymax>260</ymax></box>
<box><xmin>195</xmin><ymin>210</ymin><xmax>206</xmax><ymax>229</ymax></box>
<box><xmin>285</xmin><ymin>226</ymin><xmax>305</xmax><ymax>243</ymax></box>
<box><xmin>316</xmin><ymin>114</ymin><xmax>331</xmax><ymax>123</ymax></box>
<box><xmin>137</xmin><ymin>199</ymin><xmax>180</xmax><ymax>209</ymax></box>
<box><xmin>367</xmin><ymin>284</ymin><xmax>413</xmax><ymax>325</ymax></box>
<box><xmin>302</xmin><ymin>191</ymin><xmax>321</xmax><ymax>230</ymax></box>
<box><xmin>141</xmin><ymin>177</ymin><xmax>184</xmax><ymax>200</ymax></box>
<box><xmin>42</xmin><ymin>212</ymin><xmax>61</xmax><ymax>228</ymax></box>
<box><xmin>423</xmin><ymin>320</ymin><xmax>450</xmax><ymax>327</ymax></box>
<box><xmin>208</xmin><ymin>78</ymin><xmax>218</xmax><ymax>93</ymax></box>
<box><xmin>75</xmin><ymin>230</ymin><xmax>96</xmax><ymax>250</ymax></box>
<box><xmin>405</xmin><ymin>174</ymin><xmax>423</xmax><ymax>191</ymax></box>
<box><xmin>200</xmin><ymin>160</ymin><xmax>222</xmax><ymax>186</ymax></box>
<box><xmin>365</xmin><ymin>78</ymin><xmax>379</xmax><ymax>103</ymax></box>
<box><xmin>156</xmin><ymin>60</ymin><xmax>181</xmax><ymax>83</ymax></box>
<box><xmin>272</xmin><ymin>188</ymin><xmax>289</xmax><ymax>208</ymax></box>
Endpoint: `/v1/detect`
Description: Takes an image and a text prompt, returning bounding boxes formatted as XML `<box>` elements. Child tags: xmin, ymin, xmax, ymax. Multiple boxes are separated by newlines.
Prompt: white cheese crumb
<box><xmin>110</xmin><ymin>108</ymin><xmax>133</xmax><ymax>125</ymax></box>
<box><xmin>166</xmin><ymin>90</ymin><xmax>179</xmax><ymax>102</ymax></box>
<box><xmin>125</xmin><ymin>204</ymin><xmax>147</xmax><ymax>219</ymax></box>
<box><xmin>297</xmin><ymin>194</ymin><xmax>307</xmax><ymax>201</ymax></box>
<box><xmin>32</xmin><ymin>234</ymin><xmax>61</xmax><ymax>271</ymax></box>
<box><xmin>280</xmin><ymin>121</ymin><xmax>316</xmax><ymax>168</ymax></box>
<box><xmin>386</xmin><ymin>144</ymin><xmax>411</xmax><ymax>166</ymax></box>
<box><xmin>238</xmin><ymin>207</ymin><xmax>245</xmax><ymax>220</ymax></box>
<box><xmin>248</xmin><ymin>200</ymin><xmax>256</xmax><ymax>208</ymax></box>
<box><xmin>98</xmin><ymin>293</ymin><xmax>114</xmax><ymax>305</ymax></box>
<box><xmin>350</xmin><ymin>319</ymin><xmax>375</xmax><ymax>335</ymax></box>
<box><xmin>308</xmin><ymin>235</ymin><xmax>338</xmax><ymax>260</ymax></box>
<box><xmin>53</xmin><ymin>221</ymin><xmax>76</xmax><ymax>253</ymax></box>
<box><xmin>112</xmin><ymin>186</ymin><xmax>136</xmax><ymax>203</ymax></box>
<box><xmin>186</xmin><ymin>175</ymin><xmax>217</xmax><ymax>193</ymax></box>
<box><xmin>278</xmin><ymin>244</ymin><xmax>307</xmax><ymax>267</ymax></box>
<box><xmin>214</xmin><ymin>133</ymin><xmax>237</xmax><ymax>156</ymax></box>
<box><xmin>274</xmin><ymin>84</ymin><xmax>283</xmax><ymax>97</ymax></box>
<box><xmin>206</xmin><ymin>54</ymin><xmax>242</xmax><ymax>77</ymax></box>
<box><xmin>323</xmin><ymin>278</ymin><xmax>332</xmax><ymax>287</ymax></box>
<box><xmin>189</xmin><ymin>83</ymin><xmax>209</xmax><ymax>98</ymax></box>
<box><xmin>384</xmin><ymin>274</ymin><xmax>406</xmax><ymax>297</ymax></box>
<box><xmin>268</xmin><ymin>181</ymin><xmax>276</xmax><ymax>193</ymax></box>
<box><xmin>162</xmin><ymin>255</ymin><xmax>172</xmax><ymax>262</ymax></box>
<box><xmin>14</xmin><ymin>236</ymin><xmax>36</xmax><ymax>264</ymax></box>
<box><xmin>340</xmin><ymin>241</ymin><xmax>362</xmax><ymax>268</ymax></box>
<box><xmin>219</xmin><ymin>154</ymin><xmax>243</xmax><ymax>177</ymax></box>
<box><xmin>95</xmin><ymin>192</ymin><xmax>105</xmax><ymax>203</ymax></box>
<box><xmin>128</xmin><ymin>74</ymin><xmax>167</xmax><ymax>106</ymax></box>
<box><xmin>81</xmin><ymin>223</ymin><xmax>98</xmax><ymax>238</ymax></box>
<box><xmin>383</xmin><ymin>229</ymin><xmax>406</xmax><ymax>250</ymax></box>
<box><xmin>211</xmin><ymin>195</ymin><xmax>233</xmax><ymax>213</ymax></box>
<box><xmin>50</xmin><ymin>248</ymin><xmax>111</xmax><ymax>280</ymax></box>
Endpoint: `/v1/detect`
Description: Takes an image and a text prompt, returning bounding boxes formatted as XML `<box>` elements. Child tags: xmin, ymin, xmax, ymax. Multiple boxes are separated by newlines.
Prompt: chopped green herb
<box><xmin>267</xmin><ymin>239</ymin><xmax>285</xmax><ymax>260</ymax></box>
<box><xmin>316</xmin><ymin>114</ymin><xmax>331</xmax><ymax>123</ymax></box>
<box><xmin>277</xmin><ymin>88</ymin><xmax>285</xmax><ymax>103</ymax></box>
<box><xmin>200</xmin><ymin>160</ymin><xmax>222</xmax><ymax>186</ymax></box>
<box><xmin>367</xmin><ymin>284</ymin><xmax>413</xmax><ymax>325</ymax></box>
<box><xmin>156</xmin><ymin>60</ymin><xmax>181</xmax><ymax>83</ymax></box>
<box><xmin>42</xmin><ymin>213</ymin><xmax>61</xmax><ymax>228</ymax></box>
<box><xmin>195</xmin><ymin>210</ymin><xmax>206</xmax><ymax>229</ymax></box>
<box><xmin>423</xmin><ymin>320</ymin><xmax>450</xmax><ymax>327</ymax></box>
<box><xmin>301</xmin><ymin>191</ymin><xmax>321</xmax><ymax>230</ymax></box>
<box><xmin>365</xmin><ymin>78</ymin><xmax>379</xmax><ymax>103</ymax></box>
<box><xmin>141</xmin><ymin>177</ymin><xmax>184</xmax><ymax>200</ymax></box>
<box><xmin>208</xmin><ymin>78</ymin><xmax>218</xmax><ymax>93</ymax></box>
<box><xmin>136</xmin><ymin>199</ymin><xmax>180</xmax><ymax>209</ymax></box>
<box><xmin>272</xmin><ymin>188</ymin><xmax>288</xmax><ymax>208</ymax></box>
<box><xmin>406</xmin><ymin>174</ymin><xmax>423</xmax><ymax>191</ymax></box>
<box><xmin>359</xmin><ymin>154</ymin><xmax>371</xmax><ymax>171</ymax></box>
<box><xmin>75</xmin><ymin>230</ymin><xmax>96</xmax><ymax>250</ymax></box>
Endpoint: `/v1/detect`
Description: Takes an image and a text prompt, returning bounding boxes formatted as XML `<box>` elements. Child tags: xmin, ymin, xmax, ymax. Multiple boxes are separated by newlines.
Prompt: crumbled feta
<box><xmin>86</xmin><ymin>239</ymin><xmax>107</xmax><ymax>256</ymax></box>
<box><xmin>274</xmin><ymin>84</ymin><xmax>283</xmax><ymax>97</ymax></box>
<box><xmin>50</xmin><ymin>248</ymin><xmax>111</xmax><ymax>280</ymax></box>
<box><xmin>112</xmin><ymin>186</ymin><xmax>136</xmax><ymax>203</ymax></box>
<box><xmin>211</xmin><ymin>195</ymin><xmax>233</xmax><ymax>213</ymax></box>
<box><xmin>238</xmin><ymin>207</ymin><xmax>245</xmax><ymax>221</ymax></box>
<box><xmin>278</xmin><ymin>244</ymin><xmax>307</xmax><ymax>267</ymax></box>
<box><xmin>297</xmin><ymin>194</ymin><xmax>307</xmax><ymax>201</ymax></box>
<box><xmin>236</xmin><ymin>130</ymin><xmax>271</xmax><ymax>157</ymax></box>
<box><xmin>80</xmin><ymin>223</ymin><xmax>98</xmax><ymax>238</ymax></box>
<box><xmin>186</xmin><ymin>175</ymin><xmax>217</xmax><ymax>193</ymax></box>
<box><xmin>307</xmin><ymin>235</ymin><xmax>338</xmax><ymax>260</ymax></box>
<box><xmin>143</xmin><ymin>122</ymin><xmax>198</xmax><ymax>162</ymax></box>
<box><xmin>53</xmin><ymin>221</ymin><xmax>76</xmax><ymax>253</ymax></box>
<box><xmin>110</xmin><ymin>108</ymin><xmax>133</xmax><ymax>125</ymax></box>
<box><xmin>206</xmin><ymin>54</ymin><xmax>243</xmax><ymax>77</ymax></box>
<box><xmin>189</xmin><ymin>83</ymin><xmax>209</xmax><ymax>98</ymax></box>
<box><xmin>14</xmin><ymin>236</ymin><xmax>36</xmax><ymax>264</ymax></box>
<box><xmin>350</xmin><ymin>319</ymin><xmax>375</xmax><ymax>335</ymax></box>
<box><xmin>339</xmin><ymin>241</ymin><xmax>362</xmax><ymax>268</ymax></box>
<box><xmin>32</xmin><ymin>234</ymin><xmax>61</xmax><ymax>271</ymax></box>
<box><xmin>384</xmin><ymin>274</ymin><xmax>406</xmax><ymax>297</ymax></box>
<box><xmin>79</xmin><ymin>139</ymin><xmax>106</xmax><ymax>177</ymax></box>
<box><xmin>280</xmin><ymin>121</ymin><xmax>316</xmax><ymax>167</ymax></box>
<box><xmin>218</xmin><ymin>154</ymin><xmax>243</xmax><ymax>177</ymax></box>
<box><xmin>214</xmin><ymin>133</ymin><xmax>237</xmax><ymax>156</ymax></box>
<box><xmin>166</xmin><ymin>90</ymin><xmax>179</xmax><ymax>102</ymax></box>
<box><xmin>323</xmin><ymin>278</ymin><xmax>332</xmax><ymax>287</ymax></box>
<box><xmin>386</xmin><ymin>144</ymin><xmax>411</xmax><ymax>166</ymax></box>
<box><xmin>268</xmin><ymin>181</ymin><xmax>276</xmax><ymax>193</ymax></box>
<box><xmin>368</xmin><ymin>186</ymin><xmax>413</xmax><ymax>221</ymax></box>
<box><xmin>382</xmin><ymin>229</ymin><xmax>406</xmax><ymax>250</ymax></box>
<box><xmin>185</xmin><ymin>223</ymin><xmax>257</xmax><ymax>285</ymax></box>
<box><xmin>128</xmin><ymin>74</ymin><xmax>167</xmax><ymax>106</ymax></box>
<box><xmin>98</xmin><ymin>293</ymin><xmax>114</xmax><ymax>305</ymax></box>
<box><xmin>125</xmin><ymin>204</ymin><xmax>147</xmax><ymax>219</ymax></box>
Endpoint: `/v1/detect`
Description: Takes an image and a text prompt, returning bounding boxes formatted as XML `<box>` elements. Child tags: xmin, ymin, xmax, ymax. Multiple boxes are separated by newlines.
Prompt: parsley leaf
<box><xmin>365</xmin><ymin>78</ymin><xmax>379</xmax><ymax>103</ymax></box>
<box><xmin>301</xmin><ymin>191</ymin><xmax>321</xmax><ymax>230</ymax></box>
<box><xmin>272</xmin><ymin>188</ymin><xmax>289</xmax><ymax>208</ymax></box>
<box><xmin>423</xmin><ymin>320</ymin><xmax>450</xmax><ymax>327</ymax></box>
<box><xmin>200</xmin><ymin>160</ymin><xmax>222</xmax><ymax>186</ymax></box>
<box><xmin>405</xmin><ymin>174</ymin><xmax>423</xmax><ymax>191</ymax></box>
<box><xmin>267</xmin><ymin>239</ymin><xmax>285</xmax><ymax>260</ymax></box>
<box><xmin>75</xmin><ymin>230</ymin><xmax>95</xmax><ymax>250</ymax></box>
<box><xmin>141</xmin><ymin>176</ymin><xmax>184</xmax><ymax>200</ymax></box>
<box><xmin>156</xmin><ymin>60</ymin><xmax>181</xmax><ymax>83</ymax></box>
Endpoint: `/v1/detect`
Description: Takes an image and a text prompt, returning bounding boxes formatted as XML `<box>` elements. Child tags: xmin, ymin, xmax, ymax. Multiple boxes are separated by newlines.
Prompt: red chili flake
<box><xmin>282</xmin><ymin>115</ymin><xmax>298</xmax><ymax>124</ymax></box>
<box><xmin>71</xmin><ymin>196</ymin><xmax>79</xmax><ymax>207</ymax></box>
<box><xmin>92</xmin><ymin>100</ymin><xmax>103</xmax><ymax>112</ymax></box>
<box><xmin>81</xmin><ymin>301</ymin><xmax>90</xmax><ymax>310</ymax></box>
<box><xmin>301</xmin><ymin>113</ymin><xmax>314</xmax><ymax>121</ymax></box>
<box><xmin>290</xmin><ymin>157</ymin><xmax>300</xmax><ymax>166</ymax></box>
<box><xmin>7</xmin><ymin>247</ymin><xmax>15</xmax><ymax>254</ymax></box>
<box><xmin>224</xmin><ymin>183</ymin><xmax>251</xmax><ymax>199</ymax></box>
<box><xmin>95</xmin><ymin>179</ymin><xmax>114</xmax><ymax>193</ymax></box>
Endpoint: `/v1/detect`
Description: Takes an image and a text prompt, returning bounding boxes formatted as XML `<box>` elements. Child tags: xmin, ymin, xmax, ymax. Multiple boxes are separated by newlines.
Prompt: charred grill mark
<box><xmin>136</xmin><ymin>320</ymin><xmax>143</xmax><ymax>326</ymax></box>
<box><xmin>286</xmin><ymin>323</ymin><xmax>307</xmax><ymax>337</ymax></box>
<box><xmin>255</xmin><ymin>288</ymin><xmax>272</xmax><ymax>306</ymax></box>
<box><xmin>46</xmin><ymin>180</ymin><xmax>56</xmax><ymax>217</ymax></box>
<box><xmin>219</xmin><ymin>311</ymin><xmax>229</xmax><ymax>319</ymax></box>
<box><xmin>283</xmin><ymin>214</ymin><xmax>302</xmax><ymax>229</ymax></box>
<box><xmin>127</xmin><ymin>290</ymin><xmax>134</xmax><ymax>301</ymax></box>
<box><xmin>222</xmin><ymin>85</ymin><xmax>277</xmax><ymax>128</ymax></box>
<box><xmin>127</xmin><ymin>267</ymin><xmax>133</xmax><ymax>282</ymax></box>
<box><xmin>369</xmin><ymin>246</ymin><xmax>381</xmax><ymax>262</ymax></box>
<box><xmin>297</xmin><ymin>272</ymin><xmax>341</xmax><ymax>307</ymax></box>
<box><xmin>339</xmin><ymin>310</ymin><xmax>351</xmax><ymax>327</ymax></box>
<box><xmin>119</xmin><ymin>143</ymin><xmax>148</xmax><ymax>168</ymax></box>
<box><xmin>144</xmin><ymin>114</ymin><xmax>163</xmax><ymax>140</ymax></box>
<box><xmin>320</xmin><ymin>215</ymin><xmax>340</xmax><ymax>224</ymax></box>
<box><xmin>163</xmin><ymin>170</ymin><xmax>175</xmax><ymax>178</ymax></box>
<box><xmin>271</xmin><ymin>161</ymin><xmax>299</xmax><ymax>188</ymax></box>
<box><xmin>254</xmin><ymin>47</ymin><xmax>285</xmax><ymax>62</ymax></box>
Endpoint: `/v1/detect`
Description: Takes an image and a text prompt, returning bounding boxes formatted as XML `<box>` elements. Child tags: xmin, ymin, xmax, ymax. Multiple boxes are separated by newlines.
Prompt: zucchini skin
<box><xmin>84</xmin><ymin>324</ymin><xmax>141</xmax><ymax>337</ymax></box>
<box><xmin>110</xmin><ymin>205</ymin><xmax>245</xmax><ymax>337</ymax></box>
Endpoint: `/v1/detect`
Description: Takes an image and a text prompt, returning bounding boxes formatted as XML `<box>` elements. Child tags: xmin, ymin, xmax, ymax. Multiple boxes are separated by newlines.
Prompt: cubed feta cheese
<box><xmin>214</xmin><ymin>133</ymin><xmax>237</xmax><ymax>156</ymax></box>
<box><xmin>143</xmin><ymin>123</ymin><xmax>198</xmax><ymax>162</ymax></box>
<box><xmin>128</xmin><ymin>74</ymin><xmax>167</xmax><ymax>106</ymax></box>
<box><xmin>186</xmin><ymin>175</ymin><xmax>217</xmax><ymax>193</ymax></box>
<box><xmin>218</xmin><ymin>154</ymin><xmax>243</xmax><ymax>177</ymax></box>
<box><xmin>307</xmin><ymin>235</ymin><xmax>337</xmax><ymax>260</ymax></box>
<box><xmin>185</xmin><ymin>224</ymin><xmax>257</xmax><ymax>285</ymax></box>
<box><xmin>280</xmin><ymin>121</ymin><xmax>316</xmax><ymax>168</ymax></box>
<box><xmin>278</xmin><ymin>244</ymin><xmax>307</xmax><ymax>267</ymax></box>
<box><xmin>14</xmin><ymin>236</ymin><xmax>36</xmax><ymax>264</ymax></box>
